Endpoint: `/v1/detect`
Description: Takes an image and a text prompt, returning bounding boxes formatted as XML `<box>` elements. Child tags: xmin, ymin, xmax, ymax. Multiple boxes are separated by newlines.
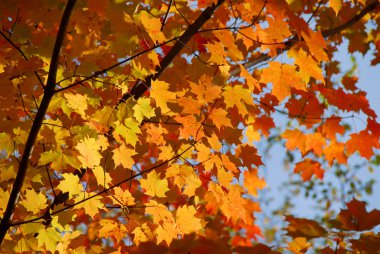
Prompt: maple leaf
<box><xmin>37</xmin><ymin>227</ymin><xmax>61</xmax><ymax>252</ymax></box>
<box><xmin>301</xmin><ymin>29</ymin><xmax>328</xmax><ymax>62</ymax></box>
<box><xmin>222</xmin><ymin>85</ymin><xmax>253</xmax><ymax>116</ymax></box>
<box><xmin>206</xmin><ymin>42</ymin><xmax>226</xmax><ymax>64</ymax></box>
<box><xmin>209</xmin><ymin>107</ymin><xmax>232</xmax><ymax>130</ymax></box>
<box><xmin>244</xmin><ymin>169</ymin><xmax>267</xmax><ymax>197</ymax></box>
<box><xmin>330</xmin><ymin>0</ymin><xmax>342</xmax><ymax>15</ymax></box>
<box><xmin>220</xmin><ymin>185</ymin><xmax>249</xmax><ymax>223</ymax></box>
<box><xmin>57</xmin><ymin>173</ymin><xmax>83</xmax><ymax>197</ymax></box>
<box><xmin>132</xmin><ymin>97</ymin><xmax>155</xmax><ymax>123</ymax></box>
<box><xmin>260</xmin><ymin>62</ymin><xmax>306</xmax><ymax>102</ymax></box>
<box><xmin>287</xmin><ymin>237</ymin><xmax>311</xmax><ymax>253</ymax></box>
<box><xmin>114</xmin><ymin>119</ymin><xmax>141</xmax><ymax>147</ymax></box>
<box><xmin>112</xmin><ymin>144</ymin><xmax>136</xmax><ymax>169</ymax></box>
<box><xmin>334</xmin><ymin>198</ymin><xmax>380</xmax><ymax>231</ymax></box>
<box><xmin>289</xmin><ymin>48</ymin><xmax>324</xmax><ymax>83</ymax></box>
<box><xmin>1</xmin><ymin>0</ymin><xmax>379</xmax><ymax>252</ymax></box>
<box><xmin>155</xmin><ymin>222</ymin><xmax>179</xmax><ymax>245</ymax></box>
<box><xmin>294</xmin><ymin>159</ymin><xmax>324</xmax><ymax>181</ymax></box>
<box><xmin>92</xmin><ymin>165</ymin><xmax>111</xmax><ymax>187</ymax></box>
<box><xmin>0</xmin><ymin>189</ymin><xmax>10</xmax><ymax>217</ymax></box>
<box><xmin>112</xmin><ymin>187</ymin><xmax>135</xmax><ymax>206</ymax></box>
<box><xmin>346</xmin><ymin>130</ymin><xmax>379</xmax><ymax>159</ymax></box>
<box><xmin>64</xmin><ymin>93</ymin><xmax>88</xmax><ymax>117</ymax></box>
<box><xmin>150</xmin><ymin>80</ymin><xmax>176</xmax><ymax>114</ymax></box>
<box><xmin>189</xmin><ymin>75</ymin><xmax>221</xmax><ymax>104</ymax></box>
<box><xmin>98</xmin><ymin>219</ymin><xmax>128</xmax><ymax>242</ymax></box>
<box><xmin>75</xmin><ymin>194</ymin><xmax>104</xmax><ymax>219</ymax></box>
<box><xmin>285</xmin><ymin>215</ymin><xmax>327</xmax><ymax>240</ymax></box>
<box><xmin>76</xmin><ymin>136</ymin><xmax>102</xmax><ymax>168</ymax></box>
<box><xmin>20</xmin><ymin>189</ymin><xmax>48</xmax><ymax>214</ymax></box>
<box><xmin>176</xmin><ymin>205</ymin><xmax>203</xmax><ymax>235</ymax></box>
<box><xmin>132</xmin><ymin>223</ymin><xmax>154</xmax><ymax>246</ymax></box>
<box><xmin>323</xmin><ymin>141</ymin><xmax>347</xmax><ymax>165</ymax></box>
<box><xmin>139</xmin><ymin>11</ymin><xmax>166</xmax><ymax>43</ymax></box>
<box><xmin>240</xmin><ymin>65</ymin><xmax>261</xmax><ymax>91</ymax></box>
<box><xmin>140</xmin><ymin>171</ymin><xmax>169</xmax><ymax>198</ymax></box>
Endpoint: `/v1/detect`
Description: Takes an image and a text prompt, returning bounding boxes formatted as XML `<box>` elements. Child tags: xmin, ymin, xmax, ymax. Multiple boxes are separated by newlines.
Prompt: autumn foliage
<box><xmin>0</xmin><ymin>0</ymin><xmax>380</xmax><ymax>253</ymax></box>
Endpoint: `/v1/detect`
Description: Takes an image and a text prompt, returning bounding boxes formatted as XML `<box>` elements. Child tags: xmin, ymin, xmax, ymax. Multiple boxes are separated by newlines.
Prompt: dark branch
<box><xmin>161</xmin><ymin>0</ymin><xmax>174</xmax><ymax>31</ymax></box>
<box><xmin>0</xmin><ymin>0</ymin><xmax>77</xmax><ymax>244</ymax></box>
<box><xmin>117</xmin><ymin>0</ymin><xmax>226</xmax><ymax>104</ymax></box>
<box><xmin>0</xmin><ymin>30</ymin><xmax>45</xmax><ymax>89</ymax></box>
<box><xmin>239</xmin><ymin>0</ymin><xmax>380</xmax><ymax>73</ymax></box>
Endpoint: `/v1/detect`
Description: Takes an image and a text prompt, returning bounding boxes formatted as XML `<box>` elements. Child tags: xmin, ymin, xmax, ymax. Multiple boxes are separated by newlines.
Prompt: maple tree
<box><xmin>0</xmin><ymin>0</ymin><xmax>380</xmax><ymax>253</ymax></box>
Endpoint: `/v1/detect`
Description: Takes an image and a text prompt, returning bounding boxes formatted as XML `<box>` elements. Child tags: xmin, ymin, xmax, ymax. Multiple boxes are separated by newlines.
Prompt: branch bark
<box><xmin>118</xmin><ymin>0</ymin><xmax>226</xmax><ymax>104</ymax></box>
<box><xmin>0</xmin><ymin>0</ymin><xmax>77</xmax><ymax>245</ymax></box>
<box><xmin>236</xmin><ymin>0</ymin><xmax>380</xmax><ymax>74</ymax></box>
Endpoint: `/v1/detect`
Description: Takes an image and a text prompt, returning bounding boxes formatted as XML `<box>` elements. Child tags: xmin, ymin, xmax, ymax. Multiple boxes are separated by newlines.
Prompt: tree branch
<box><xmin>236</xmin><ymin>0</ymin><xmax>380</xmax><ymax>74</ymax></box>
<box><xmin>0</xmin><ymin>0</ymin><xmax>77</xmax><ymax>245</ymax></box>
<box><xmin>118</xmin><ymin>0</ymin><xmax>226</xmax><ymax>104</ymax></box>
<box><xmin>0</xmin><ymin>30</ymin><xmax>45</xmax><ymax>89</ymax></box>
<box><xmin>11</xmin><ymin>139</ymin><xmax>197</xmax><ymax>227</ymax></box>
<box><xmin>10</xmin><ymin>100</ymin><xmax>217</xmax><ymax>227</ymax></box>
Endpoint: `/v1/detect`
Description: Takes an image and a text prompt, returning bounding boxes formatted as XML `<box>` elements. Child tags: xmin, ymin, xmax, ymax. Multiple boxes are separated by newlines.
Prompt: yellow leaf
<box><xmin>245</xmin><ymin>125</ymin><xmax>260</xmax><ymax>143</ymax></box>
<box><xmin>113</xmin><ymin>144</ymin><xmax>136</xmax><ymax>169</ymax></box>
<box><xmin>155</xmin><ymin>222</ymin><xmax>178</xmax><ymax>245</ymax></box>
<box><xmin>150</xmin><ymin>80</ymin><xmax>176</xmax><ymax>114</ymax></box>
<box><xmin>145</xmin><ymin>200</ymin><xmax>175</xmax><ymax>224</ymax></box>
<box><xmin>158</xmin><ymin>145</ymin><xmax>174</xmax><ymax>162</ymax></box>
<box><xmin>76</xmin><ymin>136</ymin><xmax>102</xmax><ymax>168</ymax></box>
<box><xmin>37</xmin><ymin>227</ymin><xmax>61</xmax><ymax>252</ymax></box>
<box><xmin>189</xmin><ymin>75</ymin><xmax>222</xmax><ymax>104</ymax></box>
<box><xmin>240</xmin><ymin>65</ymin><xmax>261</xmax><ymax>91</ymax></box>
<box><xmin>57</xmin><ymin>173</ymin><xmax>82</xmax><ymax>197</ymax></box>
<box><xmin>64</xmin><ymin>93</ymin><xmax>88</xmax><ymax>117</ymax></box>
<box><xmin>217</xmin><ymin>168</ymin><xmax>233</xmax><ymax>188</ymax></box>
<box><xmin>301</xmin><ymin>29</ymin><xmax>328</xmax><ymax>62</ymax></box>
<box><xmin>176</xmin><ymin>205</ymin><xmax>202</xmax><ymax>235</ymax></box>
<box><xmin>20</xmin><ymin>189</ymin><xmax>48</xmax><ymax>213</ymax></box>
<box><xmin>205</xmin><ymin>42</ymin><xmax>226</xmax><ymax>64</ymax></box>
<box><xmin>133</xmin><ymin>97</ymin><xmax>155</xmax><ymax>123</ymax></box>
<box><xmin>220</xmin><ymin>185</ymin><xmax>248</xmax><ymax>223</ymax></box>
<box><xmin>330</xmin><ymin>0</ymin><xmax>342</xmax><ymax>15</ymax></box>
<box><xmin>140</xmin><ymin>171</ymin><xmax>169</xmax><ymax>198</ymax></box>
<box><xmin>98</xmin><ymin>219</ymin><xmax>128</xmax><ymax>242</ymax></box>
<box><xmin>289</xmin><ymin>48</ymin><xmax>324</xmax><ymax>83</ymax></box>
<box><xmin>75</xmin><ymin>194</ymin><xmax>104</xmax><ymax>219</ymax></box>
<box><xmin>92</xmin><ymin>165</ymin><xmax>111</xmax><ymax>187</ymax></box>
<box><xmin>112</xmin><ymin>187</ymin><xmax>135</xmax><ymax>206</ymax></box>
<box><xmin>140</xmin><ymin>11</ymin><xmax>166</xmax><ymax>43</ymax></box>
<box><xmin>209</xmin><ymin>107</ymin><xmax>232</xmax><ymax>130</ymax></box>
<box><xmin>0</xmin><ymin>188</ymin><xmax>10</xmax><ymax>217</ymax></box>
<box><xmin>288</xmin><ymin>237</ymin><xmax>311</xmax><ymax>253</ymax></box>
<box><xmin>114</xmin><ymin>119</ymin><xmax>140</xmax><ymax>147</ymax></box>
<box><xmin>179</xmin><ymin>166</ymin><xmax>202</xmax><ymax>197</ymax></box>
<box><xmin>132</xmin><ymin>223</ymin><xmax>154</xmax><ymax>246</ymax></box>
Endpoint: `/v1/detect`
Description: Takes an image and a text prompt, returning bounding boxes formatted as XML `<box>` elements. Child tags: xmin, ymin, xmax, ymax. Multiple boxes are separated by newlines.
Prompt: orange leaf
<box><xmin>260</xmin><ymin>62</ymin><xmax>306</xmax><ymax>102</ymax></box>
<box><xmin>294</xmin><ymin>159</ymin><xmax>324</xmax><ymax>181</ymax></box>
<box><xmin>244</xmin><ymin>169</ymin><xmax>267</xmax><ymax>197</ymax></box>
<box><xmin>346</xmin><ymin>130</ymin><xmax>380</xmax><ymax>159</ymax></box>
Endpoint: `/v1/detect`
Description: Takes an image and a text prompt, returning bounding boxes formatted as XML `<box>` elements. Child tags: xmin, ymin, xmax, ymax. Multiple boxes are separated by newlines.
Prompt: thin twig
<box><xmin>161</xmin><ymin>0</ymin><xmax>174</xmax><ymax>31</ymax></box>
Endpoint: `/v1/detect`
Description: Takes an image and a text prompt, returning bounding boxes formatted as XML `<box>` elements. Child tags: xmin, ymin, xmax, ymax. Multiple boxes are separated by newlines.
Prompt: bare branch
<box><xmin>161</xmin><ymin>0</ymin><xmax>174</xmax><ymax>31</ymax></box>
<box><xmin>0</xmin><ymin>0</ymin><xmax>77</xmax><ymax>244</ymax></box>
